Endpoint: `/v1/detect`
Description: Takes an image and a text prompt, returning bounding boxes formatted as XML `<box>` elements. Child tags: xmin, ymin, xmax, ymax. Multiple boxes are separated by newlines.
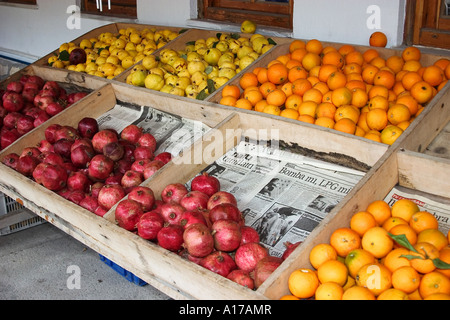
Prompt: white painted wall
<box><xmin>0</xmin><ymin>0</ymin><xmax>406</xmax><ymax>63</ymax></box>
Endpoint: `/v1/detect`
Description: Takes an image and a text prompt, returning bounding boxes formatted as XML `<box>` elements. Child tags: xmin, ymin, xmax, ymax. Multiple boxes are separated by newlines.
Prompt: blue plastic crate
<box><xmin>99</xmin><ymin>254</ymin><xmax>147</xmax><ymax>286</ymax></box>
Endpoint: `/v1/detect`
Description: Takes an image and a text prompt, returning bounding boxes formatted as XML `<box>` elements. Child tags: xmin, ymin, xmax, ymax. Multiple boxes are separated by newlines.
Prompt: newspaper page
<box><xmin>95</xmin><ymin>103</ymin><xmax>210</xmax><ymax>156</ymax></box>
<box><xmin>194</xmin><ymin>140</ymin><xmax>365</xmax><ymax>258</ymax></box>
<box><xmin>384</xmin><ymin>187</ymin><xmax>450</xmax><ymax>237</ymax></box>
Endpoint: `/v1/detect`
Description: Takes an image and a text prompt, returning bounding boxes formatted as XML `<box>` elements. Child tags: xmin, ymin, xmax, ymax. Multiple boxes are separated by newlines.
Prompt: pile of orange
<box><xmin>219</xmin><ymin>35</ymin><xmax>450</xmax><ymax>145</ymax></box>
<box><xmin>282</xmin><ymin>198</ymin><xmax>450</xmax><ymax>300</ymax></box>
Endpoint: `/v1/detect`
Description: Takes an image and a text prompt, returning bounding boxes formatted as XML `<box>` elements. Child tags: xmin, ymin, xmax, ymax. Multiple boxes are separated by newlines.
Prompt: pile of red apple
<box><xmin>2</xmin><ymin>117</ymin><xmax>172</xmax><ymax>217</ymax></box>
<box><xmin>115</xmin><ymin>172</ymin><xmax>300</xmax><ymax>290</ymax></box>
<box><xmin>0</xmin><ymin>75</ymin><xmax>89</xmax><ymax>150</ymax></box>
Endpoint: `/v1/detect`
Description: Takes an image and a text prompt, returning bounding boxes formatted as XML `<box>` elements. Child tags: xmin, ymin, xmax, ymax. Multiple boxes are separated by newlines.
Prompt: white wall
<box><xmin>0</xmin><ymin>0</ymin><xmax>406</xmax><ymax>63</ymax></box>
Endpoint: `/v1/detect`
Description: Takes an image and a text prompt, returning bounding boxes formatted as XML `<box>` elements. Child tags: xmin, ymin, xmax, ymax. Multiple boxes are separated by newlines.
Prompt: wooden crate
<box><xmin>113</xmin><ymin>28</ymin><xmax>288</xmax><ymax>94</ymax></box>
<box><xmin>33</xmin><ymin>22</ymin><xmax>188</xmax><ymax>80</ymax></box>
<box><xmin>0</xmin><ymin>80</ymin><xmax>389</xmax><ymax>299</ymax></box>
<box><xmin>258</xmin><ymin>147</ymin><xmax>450</xmax><ymax>299</ymax></box>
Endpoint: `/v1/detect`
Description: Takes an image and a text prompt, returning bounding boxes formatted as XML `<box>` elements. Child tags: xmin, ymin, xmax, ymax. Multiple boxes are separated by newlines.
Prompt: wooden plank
<box><xmin>424</xmin><ymin>120</ymin><xmax>450</xmax><ymax>159</ymax></box>
<box><xmin>259</xmin><ymin>149</ymin><xmax>400</xmax><ymax>299</ymax></box>
<box><xmin>397</xmin><ymin>149</ymin><xmax>450</xmax><ymax>198</ymax></box>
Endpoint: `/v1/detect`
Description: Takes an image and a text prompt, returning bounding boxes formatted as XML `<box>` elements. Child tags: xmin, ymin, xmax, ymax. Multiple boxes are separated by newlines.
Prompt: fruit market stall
<box><xmin>1</xmin><ymin>21</ymin><xmax>450</xmax><ymax>300</ymax></box>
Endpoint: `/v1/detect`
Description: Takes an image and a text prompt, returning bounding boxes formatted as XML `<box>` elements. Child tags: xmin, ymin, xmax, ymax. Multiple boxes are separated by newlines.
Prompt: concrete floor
<box><xmin>0</xmin><ymin>221</ymin><xmax>171</xmax><ymax>300</ymax></box>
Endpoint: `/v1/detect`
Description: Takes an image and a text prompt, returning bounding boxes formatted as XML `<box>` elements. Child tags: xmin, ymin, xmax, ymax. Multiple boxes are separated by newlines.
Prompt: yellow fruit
<box><xmin>241</xmin><ymin>20</ymin><xmax>257</xmax><ymax>34</ymax></box>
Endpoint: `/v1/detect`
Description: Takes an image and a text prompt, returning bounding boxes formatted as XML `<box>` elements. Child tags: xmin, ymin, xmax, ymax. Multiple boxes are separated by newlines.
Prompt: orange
<box><xmin>373</xmin><ymin>69</ymin><xmax>395</xmax><ymax>90</ymax></box>
<box><xmin>305</xmin><ymin>39</ymin><xmax>323</xmax><ymax>54</ymax></box>
<box><xmin>286</xmin><ymin>59</ymin><xmax>302</xmax><ymax>70</ymax></box>
<box><xmin>313</xmin><ymin>81</ymin><xmax>330</xmax><ymax>95</ymax></box>
<box><xmin>222</xmin><ymin>84</ymin><xmax>241</xmax><ymax>99</ymax></box>
<box><xmin>243</xmin><ymin>89</ymin><xmax>263</xmax><ymax>106</ymax></box>
<box><xmin>377</xmin><ymin>288</ymin><xmax>409</xmax><ymax>300</ymax></box>
<box><xmin>362</xmin><ymin>226</ymin><xmax>394</xmax><ymax>258</ymax></box>
<box><xmin>285</xmin><ymin>94</ymin><xmax>303</xmax><ymax>110</ymax></box>
<box><xmin>402</xmin><ymin>46</ymin><xmax>421</xmax><ymax>61</ymax></box>
<box><xmin>302</xmin><ymin>52</ymin><xmax>321</xmax><ymax>71</ymax></box>
<box><xmin>267</xmin><ymin>63</ymin><xmax>289</xmax><ymax>85</ymax></box>
<box><xmin>396</xmin><ymin>94</ymin><xmax>419</xmax><ymax>116</ymax></box>
<box><xmin>397</xmin><ymin>121</ymin><xmax>411</xmax><ymax>132</ymax></box>
<box><xmin>424</xmin><ymin>293</ymin><xmax>450</xmax><ymax>300</ymax></box>
<box><xmin>346</xmin><ymin>72</ymin><xmax>364</xmax><ymax>83</ymax></box>
<box><xmin>433</xmin><ymin>58</ymin><xmax>450</xmax><ymax>71</ymax></box>
<box><xmin>361</xmin><ymin>65</ymin><xmax>379</xmax><ymax>84</ymax></box>
<box><xmin>329</xmin><ymin>227</ymin><xmax>361</xmax><ymax>257</ymax></box>
<box><xmin>315</xmin><ymin>282</ymin><xmax>344</xmax><ymax>300</ymax></box>
<box><xmin>289</xmin><ymin>39</ymin><xmax>306</xmax><ymax>53</ymax></box>
<box><xmin>351</xmin><ymin>88</ymin><xmax>369</xmax><ymax>108</ymax></box>
<box><xmin>334</xmin><ymin>118</ymin><xmax>357</xmax><ymax>135</ymax></box>
<box><xmin>276</xmin><ymin>53</ymin><xmax>291</xmax><ymax>65</ymax></box>
<box><xmin>387</xmin><ymin>104</ymin><xmax>411</xmax><ymax>125</ymax></box>
<box><xmin>391</xmin><ymin>198</ymin><xmax>420</xmax><ymax>222</ymax></box>
<box><xmin>315</xmin><ymin>116</ymin><xmax>335</xmax><ymax>129</ymax></box>
<box><xmin>309</xmin><ymin>243</ymin><xmax>339</xmax><ymax>270</ymax></box>
<box><xmin>298</xmin><ymin>101</ymin><xmax>318</xmax><ymax>117</ymax></box>
<box><xmin>366</xmin><ymin>200</ymin><xmax>391</xmax><ymax>226</ymax></box>
<box><xmin>446</xmin><ymin>63</ymin><xmax>450</xmax><ymax>79</ymax></box>
<box><xmin>280</xmin><ymin>81</ymin><xmax>294</xmax><ymax>97</ymax></box>
<box><xmin>437</xmin><ymin>246</ymin><xmax>450</xmax><ymax>278</ymax></box>
<box><xmin>343</xmin><ymin>63</ymin><xmax>363</xmax><ymax>75</ymax></box>
<box><xmin>239</xmin><ymin>72</ymin><xmax>259</xmax><ymax>90</ymax></box>
<box><xmin>369</xmin><ymin>31</ymin><xmax>387</xmax><ymax>47</ymax></box>
<box><xmin>266</xmin><ymin>88</ymin><xmax>286</xmax><ymax>107</ymax></box>
<box><xmin>262</xmin><ymin>104</ymin><xmax>281</xmax><ymax>116</ymax></box>
<box><xmin>364</xmin><ymin>130</ymin><xmax>382</xmax><ymax>142</ymax></box>
<box><xmin>350</xmin><ymin>211</ymin><xmax>378</xmax><ymax>237</ymax></box>
<box><xmin>334</xmin><ymin>105</ymin><xmax>360</xmax><ymax>123</ymax></box>
<box><xmin>290</xmin><ymin>48</ymin><xmax>308</xmax><ymax>64</ymax></box>
<box><xmin>234</xmin><ymin>98</ymin><xmax>253</xmax><ymax>110</ymax></box>
<box><xmin>386</xmin><ymin>55</ymin><xmax>405</xmax><ymax>74</ymax></box>
<box><xmin>279</xmin><ymin>294</ymin><xmax>300</xmax><ymax>300</ymax></box>
<box><xmin>288</xmin><ymin>268</ymin><xmax>319</xmax><ymax>299</ymax></box>
<box><xmin>254</xmin><ymin>99</ymin><xmax>269</xmax><ymax>112</ymax></box>
<box><xmin>288</xmin><ymin>65</ymin><xmax>308</xmax><ymax>82</ymax></box>
<box><xmin>389</xmin><ymin>224</ymin><xmax>418</xmax><ymax>248</ymax></box>
<box><xmin>322</xmin><ymin>46</ymin><xmax>337</xmax><ymax>55</ymax></box>
<box><xmin>259</xmin><ymin>81</ymin><xmax>276</xmax><ymax>98</ymax></box>
<box><xmin>370</xmin><ymin>56</ymin><xmax>386</xmax><ymax>69</ymax></box>
<box><xmin>393</xmin><ymin>81</ymin><xmax>406</xmax><ymax>96</ymax></box>
<box><xmin>422</xmin><ymin>65</ymin><xmax>445</xmax><ymax>87</ymax></box>
<box><xmin>338</xmin><ymin>44</ymin><xmax>356</xmax><ymax>56</ymax></box>
<box><xmin>401</xmin><ymin>71</ymin><xmax>422</xmax><ymax>90</ymax></box>
<box><xmin>318</xmin><ymin>64</ymin><xmax>339</xmax><ymax>83</ymax></box>
<box><xmin>363</xmin><ymin>48</ymin><xmax>380</xmax><ymax>64</ymax></box>
<box><xmin>409</xmin><ymin>211</ymin><xmax>439</xmax><ymax>233</ymax></box>
<box><xmin>219</xmin><ymin>95</ymin><xmax>237</xmax><ymax>107</ymax></box>
<box><xmin>438</xmin><ymin>79</ymin><xmax>448</xmax><ymax>92</ymax></box>
<box><xmin>342</xmin><ymin>285</ymin><xmax>376</xmax><ymax>300</ymax></box>
<box><xmin>298</xmin><ymin>114</ymin><xmax>315</xmax><ymax>124</ymax></box>
<box><xmin>322</xmin><ymin>51</ymin><xmax>344</xmax><ymax>68</ymax></box>
<box><xmin>419</xmin><ymin>271</ymin><xmax>450</xmax><ymax>299</ymax></box>
<box><xmin>302</xmin><ymin>88</ymin><xmax>323</xmax><ymax>104</ymax></box>
<box><xmin>256</xmin><ymin>67</ymin><xmax>269</xmax><ymax>84</ymax></box>
<box><xmin>368</xmin><ymin>95</ymin><xmax>389</xmax><ymax>111</ymax></box>
<box><xmin>417</xmin><ymin>229</ymin><xmax>448</xmax><ymax>251</ymax></box>
<box><xmin>368</xmin><ymin>85</ymin><xmax>389</xmax><ymax>99</ymax></box>
<box><xmin>327</xmin><ymin>71</ymin><xmax>347</xmax><ymax>90</ymax></box>
<box><xmin>366</xmin><ymin>108</ymin><xmax>388</xmax><ymax>131</ymax></box>
<box><xmin>382</xmin><ymin>216</ymin><xmax>408</xmax><ymax>232</ymax></box>
<box><xmin>343</xmin><ymin>275</ymin><xmax>356</xmax><ymax>290</ymax></box>
<box><xmin>392</xmin><ymin>266</ymin><xmax>420</xmax><ymax>294</ymax></box>
<box><xmin>317</xmin><ymin>260</ymin><xmax>349</xmax><ymax>286</ymax></box>
<box><xmin>291</xmin><ymin>78</ymin><xmax>312</xmax><ymax>96</ymax></box>
<box><xmin>345</xmin><ymin>248</ymin><xmax>376</xmax><ymax>278</ymax></box>
<box><xmin>345</xmin><ymin>50</ymin><xmax>364</xmax><ymax>66</ymax></box>
<box><xmin>357</xmin><ymin>111</ymin><xmax>371</xmax><ymax>133</ymax></box>
<box><xmin>280</xmin><ymin>108</ymin><xmax>299</xmax><ymax>120</ymax></box>
<box><xmin>403</xmin><ymin>60</ymin><xmax>422</xmax><ymax>72</ymax></box>
<box><xmin>331</xmin><ymin>87</ymin><xmax>353</xmax><ymax>107</ymax></box>
<box><xmin>383</xmin><ymin>247</ymin><xmax>412</xmax><ymax>272</ymax></box>
<box><xmin>355</xmin><ymin>262</ymin><xmax>392</xmax><ymax>296</ymax></box>
<box><xmin>410</xmin><ymin>242</ymin><xmax>440</xmax><ymax>274</ymax></box>
<box><xmin>322</xmin><ymin>90</ymin><xmax>333</xmax><ymax>104</ymax></box>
